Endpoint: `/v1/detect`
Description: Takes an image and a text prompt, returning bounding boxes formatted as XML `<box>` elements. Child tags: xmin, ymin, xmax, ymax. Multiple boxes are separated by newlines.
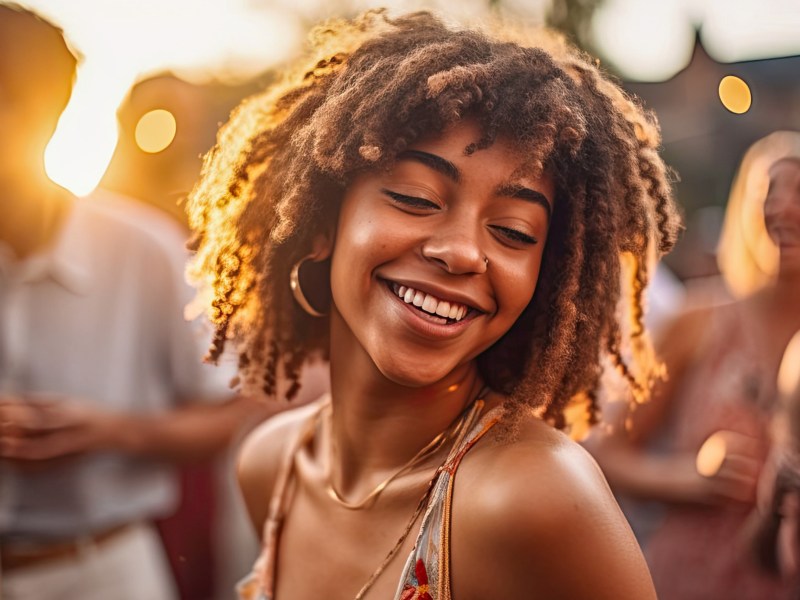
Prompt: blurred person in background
<box><xmin>101</xmin><ymin>73</ymin><xmax>243</xmax><ymax>221</ymax></box>
<box><xmin>100</xmin><ymin>73</ymin><xmax>225</xmax><ymax>600</ymax></box>
<box><xmin>0</xmin><ymin>4</ymin><xmax>277</xmax><ymax>599</ymax></box>
<box><xmin>587</xmin><ymin>131</ymin><xmax>800</xmax><ymax>600</ymax></box>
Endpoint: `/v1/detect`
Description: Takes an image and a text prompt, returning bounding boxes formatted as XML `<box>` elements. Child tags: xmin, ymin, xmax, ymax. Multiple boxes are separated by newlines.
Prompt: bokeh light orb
<box><xmin>135</xmin><ymin>108</ymin><xmax>177</xmax><ymax>153</ymax></box>
<box><xmin>778</xmin><ymin>330</ymin><xmax>800</xmax><ymax>398</ymax></box>
<box><xmin>718</xmin><ymin>75</ymin><xmax>752</xmax><ymax>114</ymax></box>
<box><xmin>696</xmin><ymin>432</ymin><xmax>727</xmax><ymax>477</ymax></box>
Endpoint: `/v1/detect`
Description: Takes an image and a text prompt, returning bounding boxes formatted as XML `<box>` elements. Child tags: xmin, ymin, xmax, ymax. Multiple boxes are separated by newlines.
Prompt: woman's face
<box><xmin>328</xmin><ymin>119</ymin><xmax>554</xmax><ymax>386</ymax></box>
<box><xmin>765</xmin><ymin>158</ymin><xmax>800</xmax><ymax>276</ymax></box>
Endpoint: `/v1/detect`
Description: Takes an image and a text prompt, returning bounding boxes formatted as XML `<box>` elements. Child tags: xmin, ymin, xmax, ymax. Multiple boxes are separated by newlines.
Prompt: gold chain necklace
<box><xmin>351</xmin><ymin>395</ymin><xmax>486</xmax><ymax>600</ymax></box>
<box><xmin>324</xmin><ymin>417</ymin><xmax>450</xmax><ymax>510</ymax></box>
<box><xmin>323</xmin><ymin>387</ymin><xmax>487</xmax><ymax>511</ymax></box>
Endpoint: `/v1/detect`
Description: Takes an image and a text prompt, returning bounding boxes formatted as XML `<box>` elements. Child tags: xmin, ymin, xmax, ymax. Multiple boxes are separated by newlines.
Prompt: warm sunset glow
<box><xmin>696</xmin><ymin>432</ymin><xmax>726</xmax><ymax>477</ymax></box>
<box><xmin>19</xmin><ymin>0</ymin><xmax>800</xmax><ymax>191</ymax></box>
<box><xmin>135</xmin><ymin>109</ymin><xmax>177</xmax><ymax>154</ymax></box>
<box><xmin>718</xmin><ymin>75</ymin><xmax>752</xmax><ymax>114</ymax></box>
<box><xmin>564</xmin><ymin>394</ymin><xmax>592</xmax><ymax>441</ymax></box>
<box><xmin>44</xmin><ymin>61</ymin><xmax>133</xmax><ymax>197</ymax></box>
<box><xmin>23</xmin><ymin>0</ymin><xmax>304</xmax><ymax>197</ymax></box>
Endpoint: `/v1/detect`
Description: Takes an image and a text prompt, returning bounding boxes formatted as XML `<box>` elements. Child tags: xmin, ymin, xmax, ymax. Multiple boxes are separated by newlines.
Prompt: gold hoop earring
<box><xmin>290</xmin><ymin>256</ymin><xmax>327</xmax><ymax>317</ymax></box>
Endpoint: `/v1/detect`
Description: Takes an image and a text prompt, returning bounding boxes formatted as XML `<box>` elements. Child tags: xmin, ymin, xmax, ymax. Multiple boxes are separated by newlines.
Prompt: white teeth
<box><xmin>392</xmin><ymin>283</ymin><xmax>471</xmax><ymax>322</ymax></box>
<box><xmin>422</xmin><ymin>295</ymin><xmax>437</xmax><ymax>313</ymax></box>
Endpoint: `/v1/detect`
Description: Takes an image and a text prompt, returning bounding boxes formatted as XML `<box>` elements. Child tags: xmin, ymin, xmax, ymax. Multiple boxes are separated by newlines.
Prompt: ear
<box><xmin>310</xmin><ymin>229</ymin><xmax>334</xmax><ymax>261</ymax></box>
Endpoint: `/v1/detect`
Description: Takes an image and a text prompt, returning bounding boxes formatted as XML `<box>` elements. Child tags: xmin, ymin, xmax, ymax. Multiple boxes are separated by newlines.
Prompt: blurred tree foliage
<box><xmin>489</xmin><ymin>0</ymin><xmax>604</xmax><ymax>52</ymax></box>
<box><xmin>545</xmin><ymin>0</ymin><xmax>604</xmax><ymax>49</ymax></box>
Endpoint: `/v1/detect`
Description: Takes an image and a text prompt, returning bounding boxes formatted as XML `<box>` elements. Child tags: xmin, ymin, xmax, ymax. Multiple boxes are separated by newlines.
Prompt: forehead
<box><xmin>0</xmin><ymin>14</ymin><xmax>74</xmax><ymax>95</ymax></box>
<box><xmin>769</xmin><ymin>158</ymin><xmax>800</xmax><ymax>180</ymax></box>
<box><xmin>407</xmin><ymin>119</ymin><xmax>549</xmax><ymax>183</ymax></box>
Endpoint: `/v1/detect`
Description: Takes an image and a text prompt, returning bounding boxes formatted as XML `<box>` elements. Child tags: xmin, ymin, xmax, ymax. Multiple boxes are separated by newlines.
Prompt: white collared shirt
<box><xmin>0</xmin><ymin>189</ymin><xmax>234</xmax><ymax>540</ymax></box>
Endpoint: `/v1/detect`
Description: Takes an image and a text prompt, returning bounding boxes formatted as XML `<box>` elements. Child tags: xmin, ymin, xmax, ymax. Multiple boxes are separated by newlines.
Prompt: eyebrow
<box><xmin>399</xmin><ymin>150</ymin><xmax>461</xmax><ymax>183</ymax></box>
<box><xmin>398</xmin><ymin>149</ymin><xmax>552</xmax><ymax>220</ymax></box>
<box><xmin>496</xmin><ymin>183</ymin><xmax>553</xmax><ymax>221</ymax></box>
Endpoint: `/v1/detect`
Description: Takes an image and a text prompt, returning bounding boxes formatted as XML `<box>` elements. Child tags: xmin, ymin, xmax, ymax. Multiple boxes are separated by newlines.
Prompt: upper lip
<box><xmin>379</xmin><ymin>276</ymin><xmax>492</xmax><ymax>314</ymax></box>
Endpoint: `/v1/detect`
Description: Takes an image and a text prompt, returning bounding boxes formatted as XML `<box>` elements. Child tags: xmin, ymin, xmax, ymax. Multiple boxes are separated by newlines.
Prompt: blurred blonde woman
<box><xmin>590</xmin><ymin>131</ymin><xmax>800</xmax><ymax>600</ymax></box>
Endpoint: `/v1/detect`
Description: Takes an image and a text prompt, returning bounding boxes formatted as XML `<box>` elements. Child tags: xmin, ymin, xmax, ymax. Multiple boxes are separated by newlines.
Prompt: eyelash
<box><xmin>383</xmin><ymin>190</ymin><xmax>440</xmax><ymax>210</ymax></box>
<box><xmin>382</xmin><ymin>189</ymin><xmax>538</xmax><ymax>246</ymax></box>
<box><xmin>490</xmin><ymin>226</ymin><xmax>538</xmax><ymax>245</ymax></box>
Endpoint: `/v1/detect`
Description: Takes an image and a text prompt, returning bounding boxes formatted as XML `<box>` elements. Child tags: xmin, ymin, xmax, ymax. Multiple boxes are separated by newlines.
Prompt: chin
<box><xmin>374</xmin><ymin>355</ymin><xmax>457</xmax><ymax>388</ymax></box>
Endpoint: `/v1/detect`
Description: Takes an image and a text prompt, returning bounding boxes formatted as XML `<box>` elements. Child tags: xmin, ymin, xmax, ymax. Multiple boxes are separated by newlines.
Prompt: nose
<box><xmin>421</xmin><ymin>228</ymin><xmax>488</xmax><ymax>275</ymax></box>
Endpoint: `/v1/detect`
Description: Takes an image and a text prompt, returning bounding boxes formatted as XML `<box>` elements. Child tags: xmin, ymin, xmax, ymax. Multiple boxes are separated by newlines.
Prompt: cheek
<box><xmin>495</xmin><ymin>256</ymin><xmax>542</xmax><ymax>321</ymax></box>
<box><xmin>765</xmin><ymin>199</ymin><xmax>797</xmax><ymax>232</ymax></box>
<box><xmin>333</xmin><ymin>213</ymin><xmax>388</xmax><ymax>275</ymax></box>
<box><xmin>329</xmin><ymin>212</ymin><xmax>392</xmax><ymax>308</ymax></box>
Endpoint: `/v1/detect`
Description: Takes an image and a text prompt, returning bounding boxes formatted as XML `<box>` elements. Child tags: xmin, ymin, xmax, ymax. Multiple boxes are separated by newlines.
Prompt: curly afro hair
<box><xmin>186</xmin><ymin>9</ymin><xmax>682</xmax><ymax>430</ymax></box>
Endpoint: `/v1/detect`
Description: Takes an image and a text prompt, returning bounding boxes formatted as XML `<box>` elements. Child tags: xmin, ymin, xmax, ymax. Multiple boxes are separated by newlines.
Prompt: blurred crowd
<box><xmin>585</xmin><ymin>131</ymin><xmax>800</xmax><ymax>600</ymax></box>
<box><xmin>0</xmin><ymin>6</ymin><xmax>326</xmax><ymax>599</ymax></box>
<box><xmin>1</xmin><ymin>2</ymin><xmax>799</xmax><ymax>600</ymax></box>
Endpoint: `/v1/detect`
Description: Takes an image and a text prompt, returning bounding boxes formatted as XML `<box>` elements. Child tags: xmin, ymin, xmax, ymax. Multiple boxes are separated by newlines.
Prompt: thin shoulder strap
<box><xmin>438</xmin><ymin>408</ymin><xmax>503</xmax><ymax>600</ymax></box>
<box><xmin>395</xmin><ymin>402</ymin><xmax>502</xmax><ymax>600</ymax></box>
<box><xmin>256</xmin><ymin>398</ymin><xmax>329</xmax><ymax>597</ymax></box>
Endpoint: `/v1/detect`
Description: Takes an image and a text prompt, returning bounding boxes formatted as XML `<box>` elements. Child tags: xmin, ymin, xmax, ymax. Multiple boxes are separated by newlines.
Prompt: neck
<box><xmin>0</xmin><ymin>174</ymin><xmax>71</xmax><ymax>259</ymax></box>
<box><xmin>327</xmin><ymin>309</ymin><xmax>485</xmax><ymax>496</ymax></box>
<box><xmin>775</xmin><ymin>268</ymin><xmax>800</xmax><ymax>293</ymax></box>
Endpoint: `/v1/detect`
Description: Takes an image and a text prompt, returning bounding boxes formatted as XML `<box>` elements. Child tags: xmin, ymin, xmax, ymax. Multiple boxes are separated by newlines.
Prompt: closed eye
<box><xmin>382</xmin><ymin>189</ymin><xmax>440</xmax><ymax>211</ymax></box>
<box><xmin>489</xmin><ymin>225</ymin><xmax>538</xmax><ymax>245</ymax></box>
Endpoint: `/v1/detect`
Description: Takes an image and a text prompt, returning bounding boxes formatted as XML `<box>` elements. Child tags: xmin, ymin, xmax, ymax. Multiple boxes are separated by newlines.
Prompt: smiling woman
<box><xmin>186</xmin><ymin>9</ymin><xmax>681</xmax><ymax>599</ymax></box>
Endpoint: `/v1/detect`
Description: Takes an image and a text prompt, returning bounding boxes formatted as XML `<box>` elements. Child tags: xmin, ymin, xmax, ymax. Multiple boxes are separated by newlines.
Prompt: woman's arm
<box><xmin>585</xmin><ymin>306</ymin><xmax>760</xmax><ymax>506</ymax></box>
<box><xmin>0</xmin><ymin>394</ymin><xmax>274</xmax><ymax>464</ymax></box>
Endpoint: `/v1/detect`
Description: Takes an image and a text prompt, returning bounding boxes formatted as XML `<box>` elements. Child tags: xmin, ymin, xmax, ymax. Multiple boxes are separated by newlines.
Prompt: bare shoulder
<box><xmin>237</xmin><ymin>399</ymin><xmax>325</xmax><ymax>536</ymax></box>
<box><xmin>450</xmin><ymin>410</ymin><xmax>656</xmax><ymax>600</ymax></box>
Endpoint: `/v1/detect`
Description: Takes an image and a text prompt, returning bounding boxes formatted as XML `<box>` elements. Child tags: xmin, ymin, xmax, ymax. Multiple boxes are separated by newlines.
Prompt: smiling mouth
<box><xmin>386</xmin><ymin>281</ymin><xmax>477</xmax><ymax>324</ymax></box>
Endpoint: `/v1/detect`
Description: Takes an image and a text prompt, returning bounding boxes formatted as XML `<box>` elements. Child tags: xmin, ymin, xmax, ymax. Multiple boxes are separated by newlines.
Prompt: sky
<box><xmin>16</xmin><ymin>0</ymin><xmax>800</xmax><ymax>195</ymax></box>
<box><xmin>592</xmin><ymin>0</ymin><xmax>800</xmax><ymax>81</ymax></box>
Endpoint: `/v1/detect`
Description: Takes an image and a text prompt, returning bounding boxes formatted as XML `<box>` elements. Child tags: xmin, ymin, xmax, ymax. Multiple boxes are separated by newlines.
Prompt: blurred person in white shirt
<box><xmin>0</xmin><ymin>4</ymin><xmax>286</xmax><ymax>599</ymax></box>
